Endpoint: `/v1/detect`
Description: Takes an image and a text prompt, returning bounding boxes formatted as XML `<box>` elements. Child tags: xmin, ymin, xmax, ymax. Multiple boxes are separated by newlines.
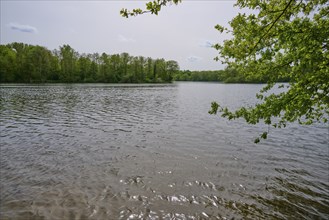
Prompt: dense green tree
<box><xmin>99</xmin><ymin>52</ymin><xmax>110</xmax><ymax>82</ymax></box>
<box><xmin>166</xmin><ymin>60</ymin><xmax>179</xmax><ymax>81</ymax></box>
<box><xmin>77</xmin><ymin>55</ymin><xmax>92</xmax><ymax>82</ymax></box>
<box><xmin>211</xmin><ymin>0</ymin><xmax>329</xmax><ymax>142</ymax></box>
<box><xmin>145</xmin><ymin>57</ymin><xmax>154</xmax><ymax>82</ymax></box>
<box><xmin>109</xmin><ymin>54</ymin><xmax>121</xmax><ymax>82</ymax></box>
<box><xmin>137</xmin><ymin>56</ymin><xmax>146</xmax><ymax>82</ymax></box>
<box><xmin>122</xmin><ymin>0</ymin><xmax>329</xmax><ymax>142</ymax></box>
<box><xmin>220</xmin><ymin>68</ymin><xmax>244</xmax><ymax>83</ymax></box>
<box><xmin>130</xmin><ymin>56</ymin><xmax>140</xmax><ymax>82</ymax></box>
<box><xmin>0</xmin><ymin>42</ymin><xmax>179</xmax><ymax>84</ymax></box>
<box><xmin>59</xmin><ymin>45</ymin><xmax>77</xmax><ymax>82</ymax></box>
<box><xmin>28</xmin><ymin>46</ymin><xmax>52</xmax><ymax>82</ymax></box>
<box><xmin>155</xmin><ymin>58</ymin><xmax>167</xmax><ymax>82</ymax></box>
<box><xmin>10</xmin><ymin>42</ymin><xmax>32</xmax><ymax>82</ymax></box>
<box><xmin>0</xmin><ymin>45</ymin><xmax>16</xmax><ymax>82</ymax></box>
<box><xmin>174</xmin><ymin>70</ymin><xmax>191</xmax><ymax>81</ymax></box>
<box><xmin>120</xmin><ymin>52</ymin><xmax>132</xmax><ymax>82</ymax></box>
<box><xmin>174</xmin><ymin>68</ymin><xmax>263</xmax><ymax>83</ymax></box>
<box><xmin>48</xmin><ymin>49</ymin><xmax>61</xmax><ymax>82</ymax></box>
<box><xmin>89</xmin><ymin>53</ymin><xmax>100</xmax><ymax>82</ymax></box>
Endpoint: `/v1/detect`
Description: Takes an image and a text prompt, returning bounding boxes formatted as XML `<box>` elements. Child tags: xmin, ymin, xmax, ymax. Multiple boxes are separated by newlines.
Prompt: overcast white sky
<box><xmin>1</xmin><ymin>0</ymin><xmax>243</xmax><ymax>70</ymax></box>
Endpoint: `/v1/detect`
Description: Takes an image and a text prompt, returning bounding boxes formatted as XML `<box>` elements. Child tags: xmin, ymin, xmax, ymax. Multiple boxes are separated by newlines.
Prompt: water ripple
<box><xmin>0</xmin><ymin>83</ymin><xmax>328</xmax><ymax>219</ymax></box>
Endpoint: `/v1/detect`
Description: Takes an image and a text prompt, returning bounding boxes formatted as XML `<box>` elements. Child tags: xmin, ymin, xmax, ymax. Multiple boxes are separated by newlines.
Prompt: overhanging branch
<box><xmin>249</xmin><ymin>0</ymin><xmax>295</xmax><ymax>55</ymax></box>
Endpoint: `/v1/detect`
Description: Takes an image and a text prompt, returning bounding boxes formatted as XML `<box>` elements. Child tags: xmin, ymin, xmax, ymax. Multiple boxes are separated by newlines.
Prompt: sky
<box><xmin>0</xmin><ymin>0</ymin><xmax>243</xmax><ymax>71</ymax></box>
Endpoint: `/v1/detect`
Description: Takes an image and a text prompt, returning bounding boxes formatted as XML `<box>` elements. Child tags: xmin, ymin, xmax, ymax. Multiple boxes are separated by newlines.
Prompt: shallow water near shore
<box><xmin>0</xmin><ymin>82</ymin><xmax>328</xmax><ymax>219</ymax></box>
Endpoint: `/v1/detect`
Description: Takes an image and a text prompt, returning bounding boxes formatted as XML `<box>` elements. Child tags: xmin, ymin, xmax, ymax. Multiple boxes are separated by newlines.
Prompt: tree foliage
<box><xmin>0</xmin><ymin>43</ymin><xmax>180</xmax><ymax>84</ymax></box>
<box><xmin>120</xmin><ymin>0</ymin><xmax>182</xmax><ymax>17</ymax></box>
<box><xmin>211</xmin><ymin>0</ymin><xmax>329</xmax><ymax>142</ymax></box>
<box><xmin>122</xmin><ymin>0</ymin><xmax>329</xmax><ymax>142</ymax></box>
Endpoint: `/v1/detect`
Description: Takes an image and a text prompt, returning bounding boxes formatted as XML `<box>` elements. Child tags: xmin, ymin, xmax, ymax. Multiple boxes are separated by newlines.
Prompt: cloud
<box><xmin>187</xmin><ymin>56</ymin><xmax>202</xmax><ymax>63</ymax></box>
<box><xmin>199</xmin><ymin>40</ymin><xmax>214</xmax><ymax>48</ymax></box>
<box><xmin>118</xmin><ymin>34</ymin><xmax>135</xmax><ymax>43</ymax></box>
<box><xmin>9</xmin><ymin>23</ymin><xmax>38</xmax><ymax>33</ymax></box>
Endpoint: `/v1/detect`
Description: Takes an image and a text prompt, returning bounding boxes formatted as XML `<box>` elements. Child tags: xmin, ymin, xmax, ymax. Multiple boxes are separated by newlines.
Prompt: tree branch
<box><xmin>249</xmin><ymin>0</ymin><xmax>295</xmax><ymax>55</ymax></box>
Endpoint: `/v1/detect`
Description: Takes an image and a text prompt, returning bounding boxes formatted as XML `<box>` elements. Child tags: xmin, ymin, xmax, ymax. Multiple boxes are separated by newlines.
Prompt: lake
<box><xmin>0</xmin><ymin>82</ymin><xmax>328</xmax><ymax>219</ymax></box>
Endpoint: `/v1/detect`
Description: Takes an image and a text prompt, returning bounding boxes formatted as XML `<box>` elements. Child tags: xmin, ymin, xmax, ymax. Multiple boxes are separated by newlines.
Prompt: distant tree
<box><xmin>166</xmin><ymin>60</ymin><xmax>180</xmax><ymax>81</ymax></box>
<box><xmin>99</xmin><ymin>52</ymin><xmax>110</xmax><ymax>82</ymax></box>
<box><xmin>0</xmin><ymin>43</ymin><xmax>179</xmax><ymax>84</ymax></box>
<box><xmin>0</xmin><ymin>45</ymin><xmax>16</xmax><ymax>82</ymax></box>
<box><xmin>131</xmin><ymin>56</ymin><xmax>140</xmax><ymax>82</ymax></box>
<box><xmin>120</xmin><ymin>52</ymin><xmax>132</xmax><ymax>82</ymax></box>
<box><xmin>59</xmin><ymin>45</ymin><xmax>78</xmax><ymax>82</ymax></box>
<box><xmin>28</xmin><ymin>45</ymin><xmax>52</xmax><ymax>82</ymax></box>
<box><xmin>138</xmin><ymin>56</ymin><xmax>146</xmax><ymax>82</ymax></box>
<box><xmin>48</xmin><ymin>50</ymin><xmax>61</xmax><ymax>82</ymax></box>
<box><xmin>145</xmin><ymin>57</ymin><xmax>154</xmax><ymax>82</ymax></box>
<box><xmin>155</xmin><ymin>58</ymin><xmax>167</xmax><ymax>82</ymax></box>
<box><xmin>9</xmin><ymin>42</ymin><xmax>31</xmax><ymax>82</ymax></box>
<box><xmin>110</xmin><ymin>54</ymin><xmax>121</xmax><ymax>82</ymax></box>
<box><xmin>77</xmin><ymin>55</ymin><xmax>92</xmax><ymax>82</ymax></box>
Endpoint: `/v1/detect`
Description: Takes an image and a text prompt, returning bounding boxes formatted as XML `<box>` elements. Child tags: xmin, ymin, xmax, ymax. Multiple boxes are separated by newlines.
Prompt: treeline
<box><xmin>0</xmin><ymin>42</ymin><xmax>180</xmax><ymax>83</ymax></box>
<box><xmin>174</xmin><ymin>69</ymin><xmax>290</xmax><ymax>83</ymax></box>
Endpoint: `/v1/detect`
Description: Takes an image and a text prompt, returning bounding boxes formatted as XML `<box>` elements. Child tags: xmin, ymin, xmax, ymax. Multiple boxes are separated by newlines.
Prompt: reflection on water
<box><xmin>0</xmin><ymin>83</ymin><xmax>328</xmax><ymax>219</ymax></box>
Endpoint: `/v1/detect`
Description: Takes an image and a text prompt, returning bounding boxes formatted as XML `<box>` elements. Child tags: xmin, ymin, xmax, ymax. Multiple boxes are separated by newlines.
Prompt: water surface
<box><xmin>0</xmin><ymin>83</ymin><xmax>328</xmax><ymax>219</ymax></box>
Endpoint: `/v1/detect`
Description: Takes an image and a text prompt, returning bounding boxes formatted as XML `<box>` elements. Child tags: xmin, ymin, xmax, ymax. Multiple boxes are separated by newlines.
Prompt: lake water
<box><xmin>0</xmin><ymin>82</ymin><xmax>328</xmax><ymax>219</ymax></box>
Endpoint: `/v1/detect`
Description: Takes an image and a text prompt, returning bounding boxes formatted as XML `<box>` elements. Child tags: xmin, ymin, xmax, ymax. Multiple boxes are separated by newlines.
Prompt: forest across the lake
<box><xmin>0</xmin><ymin>43</ymin><xmax>290</xmax><ymax>84</ymax></box>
